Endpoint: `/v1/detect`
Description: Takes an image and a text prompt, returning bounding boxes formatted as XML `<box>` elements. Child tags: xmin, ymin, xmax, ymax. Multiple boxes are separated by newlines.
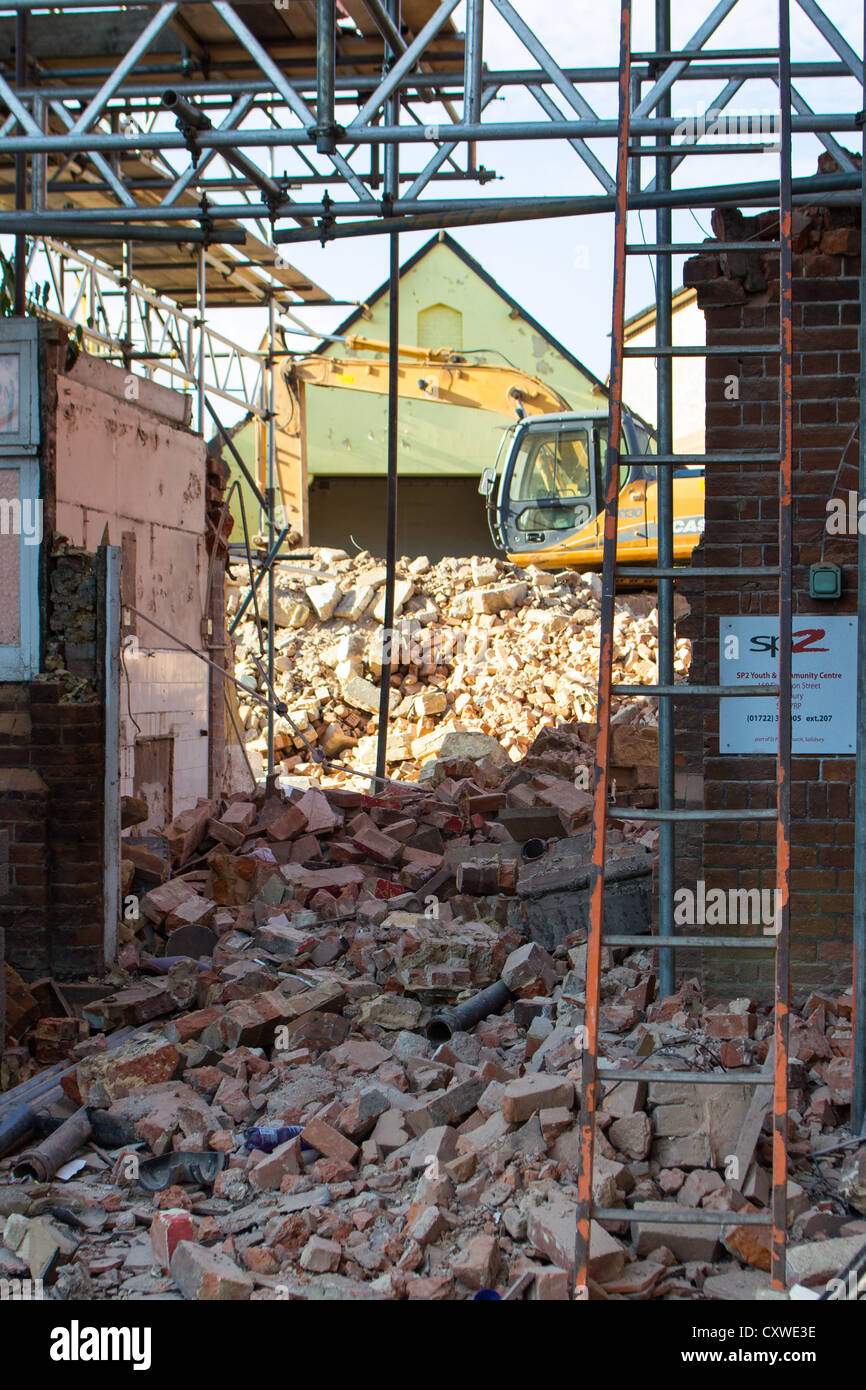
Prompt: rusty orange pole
<box><xmin>573</xmin><ymin>0</ymin><xmax>632</xmax><ymax>1300</ymax></box>
<box><xmin>771</xmin><ymin>0</ymin><xmax>793</xmax><ymax>1291</ymax></box>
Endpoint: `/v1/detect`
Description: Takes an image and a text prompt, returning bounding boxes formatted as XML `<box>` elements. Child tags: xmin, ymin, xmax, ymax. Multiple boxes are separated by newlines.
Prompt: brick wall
<box><xmin>0</xmin><ymin>536</ymin><xmax>106</xmax><ymax>982</ymax></box>
<box><xmin>678</xmin><ymin>192</ymin><xmax>860</xmax><ymax>1000</ymax></box>
<box><xmin>0</xmin><ymin>753</ymin><xmax>50</xmax><ymax>975</ymax></box>
<box><xmin>0</xmin><ymin>680</ymin><xmax>104</xmax><ymax>980</ymax></box>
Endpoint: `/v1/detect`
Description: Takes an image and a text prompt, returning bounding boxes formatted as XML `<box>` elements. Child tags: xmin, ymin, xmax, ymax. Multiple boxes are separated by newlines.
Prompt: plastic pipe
<box><xmin>425</xmin><ymin>980</ymin><xmax>513</xmax><ymax>1044</ymax></box>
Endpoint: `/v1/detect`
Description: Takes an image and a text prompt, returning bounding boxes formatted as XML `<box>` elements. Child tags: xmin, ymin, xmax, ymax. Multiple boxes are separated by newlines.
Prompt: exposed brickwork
<box><xmin>0</xmin><ymin>749</ymin><xmax>50</xmax><ymax>975</ymax></box>
<box><xmin>0</xmin><ymin>330</ymin><xmax>107</xmax><ymax>983</ymax></box>
<box><xmin>678</xmin><ymin>187</ymin><xmax>860</xmax><ymax>1000</ymax></box>
<box><xmin>0</xmin><ymin>681</ymin><xmax>104</xmax><ymax>979</ymax></box>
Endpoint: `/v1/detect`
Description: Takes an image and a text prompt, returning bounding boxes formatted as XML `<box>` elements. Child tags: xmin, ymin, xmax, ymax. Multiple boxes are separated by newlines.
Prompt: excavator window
<box><xmin>510</xmin><ymin>427</ymin><xmax>591</xmax><ymax>531</ymax></box>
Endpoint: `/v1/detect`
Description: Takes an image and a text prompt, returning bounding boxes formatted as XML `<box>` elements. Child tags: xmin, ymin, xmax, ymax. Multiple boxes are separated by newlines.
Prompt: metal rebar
<box><xmin>126</xmin><ymin>603</ymin><xmax>286</xmax><ymax>720</ymax></box>
<box><xmin>205</xmin><ymin>398</ymin><xmax>267</xmax><ymax>512</ymax></box>
<box><xmin>228</xmin><ymin>522</ymin><xmax>291</xmax><ymax>635</ymax></box>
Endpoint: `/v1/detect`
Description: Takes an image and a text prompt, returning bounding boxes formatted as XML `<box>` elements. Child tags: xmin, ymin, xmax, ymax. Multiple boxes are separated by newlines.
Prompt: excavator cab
<box><xmin>481</xmin><ymin>410</ymin><xmax>656</xmax><ymax>567</ymax></box>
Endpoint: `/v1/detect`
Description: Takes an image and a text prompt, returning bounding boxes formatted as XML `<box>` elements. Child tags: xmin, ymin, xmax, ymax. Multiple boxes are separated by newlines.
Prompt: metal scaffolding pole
<box><xmin>655</xmin><ymin>0</ymin><xmax>676</xmax><ymax>999</ymax></box>
<box><xmin>772</xmin><ymin>0</ymin><xmax>794</xmax><ymax>1288</ymax></box>
<box><xmin>13</xmin><ymin>8</ymin><xmax>27</xmax><ymax>315</ymax></box>
<box><xmin>853</xmin><ymin>0</ymin><xmax>866</xmax><ymax>1135</ymax></box>
<box><xmin>375</xmin><ymin>0</ymin><xmax>401</xmax><ymax>788</ymax></box>
<box><xmin>0</xmin><ymin>111</ymin><xmax>858</xmax><ymax>163</ymax></box>
<box><xmin>197</xmin><ymin>243</ymin><xmax>206</xmax><ymax>436</ymax></box>
<box><xmin>315</xmin><ymin>0</ymin><xmax>338</xmax><ymax>154</ymax></box>
<box><xmin>122</xmin><ymin>240</ymin><xmax>133</xmax><ymax>372</ymax></box>
<box><xmin>464</xmin><ymin>0</ymin><xmax>484</xmax><ymax>174</ymax></box>
<box><xmin>266</xmin><ymin>292</ymin><xmax>277</xmax><ymax>784</ymax></box>
<box><xmin>575</xmin><ymin>0</ymin><xmax>634</xmax><ymax>1299</ymax></box>
<box><xmin>0</xmin><ymin>62</ymin><xmax>855</xmax><ymax>109</ymax></box>
<box><xmin>464</xmin><ymin>0</ymin><xmax>484</xmax><ymax>123</ymax></box>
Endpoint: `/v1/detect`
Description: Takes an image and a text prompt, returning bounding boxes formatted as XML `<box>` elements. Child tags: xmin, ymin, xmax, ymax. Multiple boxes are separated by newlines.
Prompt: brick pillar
<box><xmin>680</xmin><ymin>190</ymin><xmax>860</xmax><ymax>1000</ymax></box>
<box><xmin>0</xmin><ymin>766</ymin><xmax>50</xmax><ymax>977</ymax></box>
<box><xmin>31</xmin><ymin>684</ymin><xmax>106</xmax><ymax>978</ymax></box>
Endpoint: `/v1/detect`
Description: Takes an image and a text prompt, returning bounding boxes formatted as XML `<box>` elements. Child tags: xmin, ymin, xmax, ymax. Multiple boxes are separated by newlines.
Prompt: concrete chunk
<box><xmin>527</xmin><ymin>1195</ymin><xmax>625</xmax><ymax>1285</ymax></box>
<box><xmin>502</xmin><ymin>1074</ymin><xmax>574</xmax><ymax>1124</ymax></box>
<box><xmin>170</xmin><ymin>1243</ymin><xmax>254</xmax><ymax>1300</ymax></box>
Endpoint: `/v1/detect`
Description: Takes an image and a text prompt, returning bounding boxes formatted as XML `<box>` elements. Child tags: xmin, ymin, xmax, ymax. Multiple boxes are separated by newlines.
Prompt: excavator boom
<box><xmin>262</xmin><ymin>341</ymin><xmax>703</xmax><ymax>570</ymax></box>
<box><xmin>288</xmin><ymin>350</ymin><xmax>572</xmax><ymax>418</ymax></box>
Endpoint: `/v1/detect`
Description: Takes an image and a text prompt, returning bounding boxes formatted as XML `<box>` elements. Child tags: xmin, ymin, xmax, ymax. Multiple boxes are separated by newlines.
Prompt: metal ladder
<box><xmin>575</xmin><ymin>0</ymin><xmax>794</xmax><ymax>1294</ymax></box>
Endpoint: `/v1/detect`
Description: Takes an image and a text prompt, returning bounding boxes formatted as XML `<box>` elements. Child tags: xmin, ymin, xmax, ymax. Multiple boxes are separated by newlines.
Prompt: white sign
<box><xmin>719</xmin><ymin>615</ymin><xmax>856</xmax><ymax>755</ymax></box>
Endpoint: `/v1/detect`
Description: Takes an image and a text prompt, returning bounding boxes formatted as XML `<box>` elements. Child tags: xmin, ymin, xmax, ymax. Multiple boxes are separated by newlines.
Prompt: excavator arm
<box><xmin>263</xmin><ymin>335</ymin><xmax>572</xmax><ymax>540</ymax></box>
<box><xmin>258</xmin><ymin>333</ymin><xmax>702</xmax><ymax>572</ymax></box>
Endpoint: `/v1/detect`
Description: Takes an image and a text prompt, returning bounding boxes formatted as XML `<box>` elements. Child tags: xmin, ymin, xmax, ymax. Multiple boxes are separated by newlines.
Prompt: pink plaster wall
<box><xmin>54</xmin><ymin>367</ymin><xmax>207</xmax><ymax>651</ymax></box>
<box><xmin>53</xmin><ymin>360</ymin><xmax>211</xmax><ymax>813</ymax></box>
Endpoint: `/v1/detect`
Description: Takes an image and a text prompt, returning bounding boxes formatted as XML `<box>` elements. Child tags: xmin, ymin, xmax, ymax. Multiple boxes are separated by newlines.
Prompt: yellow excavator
<box><xmin>268</xmin><ymin>336</ymin><xmax>704</xmax><ymax>570</ymax></box>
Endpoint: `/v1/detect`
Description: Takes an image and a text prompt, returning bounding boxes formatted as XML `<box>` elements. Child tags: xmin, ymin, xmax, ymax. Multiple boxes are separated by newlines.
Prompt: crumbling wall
<box><xmin>52</xmin><ymin>351</ymin><xmax>211</xmax><ymax>821</ymax></box>
<box><xmin>1</xmin><ymin>333</ymin><xmax>216</xmax><ymax>985</ymax></box>
<box><xmin>0</xmin><ymin>543</ymin><xmax>104</xmax><ymax>980</ymax></box>
<box><xmin>679</xmin><ymin>180</ymin><xmax>860</xmax><ymax>997</ymax></box>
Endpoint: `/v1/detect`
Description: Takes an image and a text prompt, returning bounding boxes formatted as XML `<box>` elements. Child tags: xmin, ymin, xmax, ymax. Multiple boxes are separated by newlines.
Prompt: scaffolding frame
<box><xmin>1</xmin><ymin>0</ymin><xmax>864</xmax><ymax>1142</ymax></box>
<box><xmin>576</xmin><ymin>0</ymin><xmax>794</xmax><ymax>1295</ymax></box>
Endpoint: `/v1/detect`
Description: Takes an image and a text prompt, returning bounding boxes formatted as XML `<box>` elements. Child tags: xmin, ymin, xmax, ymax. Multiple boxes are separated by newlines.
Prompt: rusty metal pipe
<box><xmin>12</xmin><ymin>1106</ymin><xmax>92</xmax><ymax>1182</ymax></box>
<box><xmin>425</xmin><ymin>980</ymin><xmax>512</xmax><ymax>1044</ymax></box>
<box><xmin>0</xmin><ymin>1106</ymin><xmax>37</xmax><ymax>1160</ymax></box>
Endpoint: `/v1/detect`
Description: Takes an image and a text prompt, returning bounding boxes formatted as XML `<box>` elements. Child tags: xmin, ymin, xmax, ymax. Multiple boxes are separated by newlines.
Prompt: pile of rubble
<box><xmin>228</xmin><ymin>549</ymin><xmax>688</xmax><ymax>788</ymax></box>
<box><xmin>2</xmin><ymin>748</ymin><xmax>863</xmax><ymax>1302</ymax></box>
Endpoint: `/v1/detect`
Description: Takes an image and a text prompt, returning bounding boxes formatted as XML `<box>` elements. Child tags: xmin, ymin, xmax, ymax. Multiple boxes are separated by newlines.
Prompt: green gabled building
<box><xmin>223</xmin><ymin>231</ymin><xmax>607</xmax><ymax>561</ymax></box>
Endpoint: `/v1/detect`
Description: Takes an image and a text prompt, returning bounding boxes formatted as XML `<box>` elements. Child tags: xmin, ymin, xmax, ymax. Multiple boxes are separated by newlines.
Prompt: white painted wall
<box><xmin>623</xmin><ymin>290</ymin><xmax>705</xmax><ymax>454</ymax></box>
<box><xmin>118</xmin><ymin>647</ymin><xmax>209</xmax><ymax>812</ymax></box>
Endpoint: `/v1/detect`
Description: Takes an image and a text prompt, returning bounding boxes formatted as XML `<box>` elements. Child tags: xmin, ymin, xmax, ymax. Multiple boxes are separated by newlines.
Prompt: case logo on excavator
<box><xmin>673</xmin><ymin>515</ymin><xmax>704</xmax><ymax>534</ymax></box>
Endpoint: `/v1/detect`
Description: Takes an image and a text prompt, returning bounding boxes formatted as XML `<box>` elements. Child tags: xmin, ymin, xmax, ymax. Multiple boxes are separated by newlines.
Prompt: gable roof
<box><xmin>313</xmin><ymin>231</ymin><xmax>608</xmax><ymax>397</ymax></box>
